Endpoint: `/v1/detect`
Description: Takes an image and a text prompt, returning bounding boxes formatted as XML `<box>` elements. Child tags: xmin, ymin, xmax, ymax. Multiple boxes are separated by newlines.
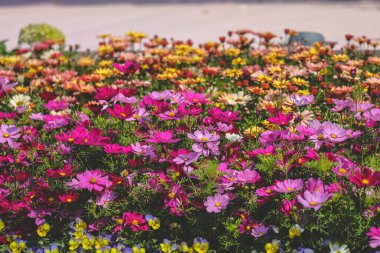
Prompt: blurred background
<box><xmin>1</xmin><ymin>0</ymin><xmax>379</xmax><ymax>50</ymax></box>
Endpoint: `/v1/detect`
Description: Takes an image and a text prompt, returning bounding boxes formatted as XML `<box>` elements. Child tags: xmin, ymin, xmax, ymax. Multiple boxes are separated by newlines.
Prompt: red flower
<box><xmin>59</xmin><ymin>192</ymin><xmax>78</xmax><ymax>203</ymax></box>
<box><xmin>46</xmin><ymin>164</ymin><xmax>77</xmax><ymax>178</ymax></box>
<box><xmin>349</xmin><ymin>167</ymin><xmax>380</xmax><ymax>188</ymax></box>
<box><xmin>108</xmin><ymin>104</ymin><xmax>134</xmax><ymax>120</ymax></box>
<box><xmin>122</xmin><ymin>212</ymin><xmax>148</xmax><ymax>232</ymax></box>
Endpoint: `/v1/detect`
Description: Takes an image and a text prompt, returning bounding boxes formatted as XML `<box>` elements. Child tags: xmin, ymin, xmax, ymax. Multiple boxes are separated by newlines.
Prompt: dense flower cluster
<box><xmin>0</xmin><ymin>29</ymin><xmax>379</xmax><ymax>252</ymax></box>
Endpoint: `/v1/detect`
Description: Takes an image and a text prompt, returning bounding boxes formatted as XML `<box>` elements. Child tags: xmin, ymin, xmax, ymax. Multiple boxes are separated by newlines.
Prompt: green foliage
<box><xmin>18</xmin><ymin>23</ymin><xmax>65</xmax><ymax>45</ymax></box>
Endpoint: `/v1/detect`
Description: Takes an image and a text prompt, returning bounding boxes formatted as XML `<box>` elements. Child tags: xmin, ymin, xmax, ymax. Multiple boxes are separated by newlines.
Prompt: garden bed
<box><xmin>0</xmin><ymin>29</ymin><xmax>379</xmax><ymax>253</ymax></box>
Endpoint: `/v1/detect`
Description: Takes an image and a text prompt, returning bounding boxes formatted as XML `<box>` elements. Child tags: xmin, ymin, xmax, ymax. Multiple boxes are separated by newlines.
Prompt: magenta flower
<box><xmin>367</xmin><ymin>226</ymin><xmax>380</xmax><ymax>248</ymax></box>
<box><xmin>122</xmin><ymin>211</ymin><xmax>148</xmax><ymax>232</ymax></box>
<box><xmin>147</xmin><ymin>130</ymin><xmax>180</xmax><ymax>144</ymax></box>
<box><xmin>0</xmin><ymin>124</ymin><xmax>21</xmax><ymax>148</ymax></box>
<box><xmin>113</xmin><ymin>61</ymin><xmax>140</xmax><ymax>74</ymax></box>
<box><xmin>173</xmin><ymin>152</ymin><xmax>199</xmax><ymax>166</ymax></box>
<box><xmin>45</xmin><ymin>100</ymin><xmax>69</xmax><ymax>111</ymax></box>
<box><xmin>273</xmin><ymin>179</ymin><xmax>303</xmax><ymax>193</ymax></box>
<box><xmin>268</xmin><ymin>112</ymin><xmax>293</xmax><ymax>126</ymax></box>
<box><xmin>297</xmin><ymin>190</ymin><xmax>329</xmax><ymax>210</ymax></box>
<box><xmin>204</xmin><ymin>193</ymin><xmax>229</xmax><ymax>213</ymax></box>
<box><xmin>67</xmin><ymin>170</ymin><xmax>111</xmax><ymax>192</ymax></box>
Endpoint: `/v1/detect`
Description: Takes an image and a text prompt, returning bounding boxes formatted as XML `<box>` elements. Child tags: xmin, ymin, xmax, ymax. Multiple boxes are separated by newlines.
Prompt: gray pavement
<box><xmin>0</xmin><ymin>1</ymin><xmax>379</xmax><ymax>50</ymax></box>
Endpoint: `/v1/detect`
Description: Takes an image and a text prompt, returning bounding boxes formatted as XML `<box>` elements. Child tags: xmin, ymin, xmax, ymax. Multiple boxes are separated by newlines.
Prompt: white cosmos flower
<box><xmin>9</xmin><ymin>94</ymin><xmax>31</xmax><ymax>109</ymax></box>
<box><xmin>225</xmin><ymin>133</ymin><xmax>243</xmax><ymax>142</ymax></box>
<box><xmin>329</xmin><ymin>244</ymin><xmax>350</xmax><ymax>253</ymax></box>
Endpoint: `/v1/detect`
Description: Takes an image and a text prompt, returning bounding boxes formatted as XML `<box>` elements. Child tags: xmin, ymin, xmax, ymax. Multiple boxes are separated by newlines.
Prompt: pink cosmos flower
<box><xmin>108</xmin><ymin>103</ymin><xmax>134</xmax><ymax>120</ymax></box>
<box><xmin>149</xmin><ymin>90</ymin><xmax>173</xmax><ymax>101</ymax></box>
<box><xmin>273</xmin><ymin>179</ymin><xmax>303</xmax><ymax>193</ymax></box>
<box><xmin>297</xmin><ymin>190</ymin><xmax>329</xmax><ymax>210</ymax></box>
<box><xmin>321</xmin><ymin>121</ymin><xmax>348</xmax><ymax>143</ymax></box>
<box><xmin>67</xmin><ymin>170</ymin><xmax>111</xmax><ymax>192</ymax></box>
<box><xmin>131</xmin><ymin>142</ymin><xmax>157</xmax><ymax>159</ymax></box>
<box><xmin>204</xmin><ymin>193</ymin><xmax>229</xmax><ymax>213</ymax></box>
<box><xmin>367</xmin><ymin>226</ymin><xmax>380</xmax><ymax>248</ymax></box>
<box><xmin>146</xmin><ymin>130</ymin><xmax>180</xmax><ymax>144</ymax></box>
<box><xmin>236</xmin><ymin>169</ymin><xmax>261</xmax><ymax>185</ymax></box>
<box><xmin>45</xmin><ymin>100</ymin><xmax>69</xmax><ymax>111</ymax></box>
<box><xmin>0</xmin><ymin>124</ymin><xmax>21</xmax><ymax>148</ymax></box>
<box><xmin>188</xmin><ymin>130</ymin><xmax>220</xmax><ymax>143</ymax></box>
<box><xmin>268</xmin><ymin>112</ymin><xmax>293</xmax><ymax>126</ymax></box>
<box><xmin>122</xmin><ymin>211</ymin><xmax>148</xmax><ymax>232</ymax></box>
<box><xmin>96</xmin><ymin>190</ymin><xmax>116</xmax><ymax>207</ymax></box>
<box><xmin>113</xmin><ymin>61</ymin><xmax>140</xmax><ymax>74</ymax></box>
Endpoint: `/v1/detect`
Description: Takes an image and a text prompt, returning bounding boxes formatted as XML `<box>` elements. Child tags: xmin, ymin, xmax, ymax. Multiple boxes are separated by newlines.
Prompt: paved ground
<box><xmin>1</xmin><ymin>1</ymin><xmax>379</xmax><ymax>50</ymax></box>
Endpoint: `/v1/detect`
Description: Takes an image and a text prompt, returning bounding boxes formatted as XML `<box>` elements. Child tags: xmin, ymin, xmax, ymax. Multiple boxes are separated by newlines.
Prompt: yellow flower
<box><xmin>223</xmin><ymin>48</ymin><xmax>240</xmax><ymax>57</ymax></box>
<box><xmin>332</xmin><ymin>54</ymin><xmax>349</xmax><ymax>62</ymax></box>
<box><xmin>68</xmin><ymin>238</ymin><xmax>80</xmax><ymax>251</ymax></box>
<box><xmin>132</xmin><ymin>246</ymin><xmax>146</xmax><ymax>253</ymax></box>
<box><xmin>296</xmin><ymin>90</ymin><xmax>310</xmax><ymax>95</ymax></box>
<box><xmin>36</xmin><ymin>223</ymin><xmax>50</xmax><ymax>237</ymax></box>
<box><xmin>292</xmin><ymin>77</ymin><xmax>309</xmax><ymax>87</ymax></box>
<box><xmin>82</xmin><ymin>236</ymin><xmax>95</xmax><ymax>250</ymax></box>
<box><xmin>148</xmin><ymin>218</ymin><xmax>161</xmax><ymax>230</ymax></box>
<box><xmin>289</xmin><ymin>225</ymin><xmax>302</xmax><ymax>239</ymax></box>
<box><xmin>223</xmin><ymin>68</ymin><xmax>243</xmax><ymax>78</ymax></box>
<box><xmin>272</xmin><ymin>79</ymin><xmax>290</xmax><ymax>89</ymax></box>
<box><xmin>0</xmin><ymin>219</ymin><xmax>4</xmax><ymax>231</ymax></box>
<box><xmin>264</xmin><ymin>240</ymin><xmax>279</xmax><ymax>253</ymax></box>
<box><xmin>232</xmin><ymin>57</ymin><xmax>247</xmax><ymax>66</ymax></box>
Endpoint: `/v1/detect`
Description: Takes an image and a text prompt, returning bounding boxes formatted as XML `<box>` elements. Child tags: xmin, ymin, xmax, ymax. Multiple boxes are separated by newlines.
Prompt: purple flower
<box><xmin>331</xmin><ymin>99</ymin><xmax>353</xmax><ymax>112</ymax></box>
<box><xmin>0</xmin><ymin>124</ymin><xmax>21</xmax><ymax>148</ymax></box>
<box><xmin>204</xmin><ymin>193</ymin><xmax>229</xmax><ymax>213</ymax></box>
<box><xmin>192</xmin><ymin>141</ymin><xmax>220</xmax><ymax>157</ymax></box>
<box><xmin>290</xmin><ymin>94</ymin><xmax>314</xmax><ymax>106</ymax></box>
<box><xmin>297</xmin><ymin>190</ymin><xmax>329</xmax><ymax>210</ymax></box>
<box><xmin>363</xmin><ymin>108</ymin><xmax>380</xmax><ymax>122</ymax></box>
<box><xmin>251</xmin><ymin>224</ymin><xmax>269</xmax><ymax>238</ymax></box>
<box><xmin>274</xmin><ymin>179</ymin><xmax>303</xmax><ymax>193</ymax></box>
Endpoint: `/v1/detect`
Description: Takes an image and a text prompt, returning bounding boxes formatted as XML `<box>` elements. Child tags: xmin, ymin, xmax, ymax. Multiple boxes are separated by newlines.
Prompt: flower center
<box><xmin>214</xmin><ymin>202</ymin><xmax>220</xmax><ymax>207</ymax></box>
<box><xmin>168</xmin><ymin>192</ymin><xmax>175</xmax><ymax>199</ymax></box>
<box><xmin>3</xmin><ymin>133</ymin><xmax>10</xmax><ymax>138</ymax></box>
<box><xmin>309</xmin><ymin>201</ymin><xmax>316</xmax><ymax>206</ymax></box>
<box><xmin>339</xmin><ymin>168</ymin><xmax>346</xmax><ymax>174</ymax></box>
<box><xmin>168</xmin><ymin>111</ymin><xmax>175</xmax><ymax>117</ymax></box>
<box><xmin>134</xmin><ymin>115</ymin><xmax>141</xmax><ymax>119</ymax></box>
<box><xmin>132</xmin><ymin>220</ymin><xmax>139</xmax><ymax>226</ymax></box>
<box><xmin>67</xmin><ymin>198</ymin><xmax>72</xmax><ymax>203</ymax></box>
<box><xmin>331</xmin><ymin>134</ymin><xmax>337</xmax><ymax>139</ymax></box>
<box><xmin>59</xmin><ymin>172</ymin><xmax>66</xmax><ymax>176</ymax></box>
<box><xmin>90</xmin><ymin>177</ymin><xmax>97</xmax><ymax>184</ymax></box>
<box><xmin>362</xmin><ymin>179</ymin><xmax>369</xmax><ymax>185</ymax></box>
<box><xmin>265</xmin><ymin>189</ymin><xmax>272</xmax><ymax>193</ymax></box>
<box><xmin>68</xmin><ymin>137</ymin><xmax>74</xmax><ymax>142</ymax></box>
<box><xmin>200</xmin><ymin>137</ymin><xmax>208</xmax><ymax>141</ymax></box>
<box><xmin>317</xmin><ymin>134</ymin><xmax>324</xmax><ymax>140</ymax></box>
<box><xmin>287</xmin><ymin>187</ymin><xmax>293</xmax><ymax>192</ymax></box>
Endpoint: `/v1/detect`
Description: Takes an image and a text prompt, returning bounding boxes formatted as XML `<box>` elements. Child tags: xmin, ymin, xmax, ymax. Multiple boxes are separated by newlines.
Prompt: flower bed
<box><xmin>0</xmin><ymin>30</ymin><xmax>379</xmax><ymax>253</ymax></box>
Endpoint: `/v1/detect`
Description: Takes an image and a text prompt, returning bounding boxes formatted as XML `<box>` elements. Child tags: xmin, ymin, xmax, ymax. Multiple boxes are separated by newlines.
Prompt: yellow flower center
<box><xmin>266</xmin><ymin>189</ymin><xmax>272</xmax><ymax>193</ymax></box>
<box><xmin>90</xmin><ymin>177</ymin><xmax>97</xmax><ymax>184</ymax></box>
<box><xmin>3</xmin><ymin>133</ymin><xmax>10</xmax><ymax>138</ymax></box>
<box><xmin>134</xmin><ymin>115</ymin><xmax>141</xmax><ymax>119</ymax></box>
<box><xmin>168</xmin><ymin>192</ymin><xmax>175</xmax><ymax>199</ymax></box>
<box><xmin>317</xmin><ymin>134</ymin><xmax>324</xmax><ymax>140</ymax></box>
<box><xmin>132</xmin><ymin>220</ymin><xmax>139</xmax><ymax>226</ymax></box>
<box><xmin>362</xmin><ymin>179</ymin><xmax>369</xmax><ymax>185</ymax></box>
<box><xmin>309</xmin><ymin>201</ymin><xmax>316</xmax><ymax>206</ymax></box>
<box><xmin>287</xmin><ymin>187</ymin><xmax>293</xmax><ymax>192</ymax></box>
<box><xmin>200</xmin><ymin>137</ymin><xmax>208</xmax><ymax>141</ymax></box>
<box><xmin>68</xmin><ymin>137</ymin><xmax>74</xmax><ymax>142</ymax></box>
<box><xmin>339</xmin><ymin>168</ymin><xmax>346</xmax><ymax>174</ymax></box>
<box><xmin>168</xmin><ymin>111</ymin><xmax>175</xmax><ymax>117</ymax></box>
<box><xmin>67</xmin><ymin>198</ymin><xmax>72</xmax><ymax>203</ymax></box>
<box><xmin>331</xmin><ymin>134</ymin><xmax>337</xmax><ymax>139</ymax></box>
<box><xmin>215</xmin><ymin>202</ymin><xmax>220</xmax><ymax>207</ymax></box>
